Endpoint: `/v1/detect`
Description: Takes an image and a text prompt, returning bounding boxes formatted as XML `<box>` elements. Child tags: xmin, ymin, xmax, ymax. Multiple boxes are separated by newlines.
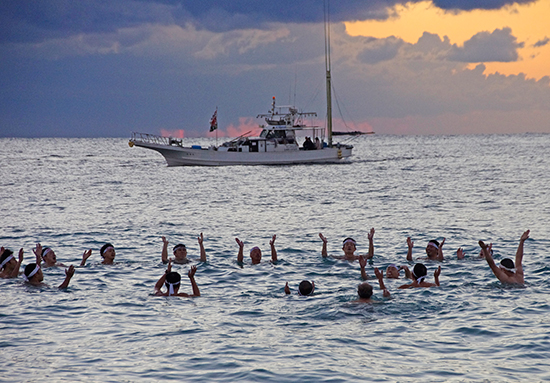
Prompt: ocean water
<box><xmin>1</xmin><ymin>134</ymin><xmax>549</xmax><ymax>382</ymax></box>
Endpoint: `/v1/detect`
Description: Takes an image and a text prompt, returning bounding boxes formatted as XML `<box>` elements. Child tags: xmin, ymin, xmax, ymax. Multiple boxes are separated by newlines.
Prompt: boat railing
<box><xmin>131</xmin><ymin>132</ymin><xmax>181</xmax><ymax>146</ymax></box>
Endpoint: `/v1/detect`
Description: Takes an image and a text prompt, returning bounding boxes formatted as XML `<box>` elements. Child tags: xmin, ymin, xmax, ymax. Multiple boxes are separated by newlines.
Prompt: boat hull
<box><xmin>133</xmin><ymin>141</ymin><xmax>352</xmax><ymax>166</ymax></box>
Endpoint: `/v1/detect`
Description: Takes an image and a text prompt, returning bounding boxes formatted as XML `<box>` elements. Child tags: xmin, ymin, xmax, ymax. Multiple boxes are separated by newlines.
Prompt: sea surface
<box><xmin>1</xmin><ymin>134</ymin><xmax>549</xmax><ymax>382</ymax></box>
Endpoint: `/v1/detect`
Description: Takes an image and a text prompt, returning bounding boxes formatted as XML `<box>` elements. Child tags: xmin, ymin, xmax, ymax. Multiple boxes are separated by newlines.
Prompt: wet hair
<box><xmin>412</xmin><ymin>263</ymin><xmax>427</xmax><ymax>279</ymax></box>
<box><xmin>0</xmin><ymin>249</ymin><xmax>14</xmax><ymax>269</ymax></box>
<box><xmin>173</xmin><ymin>244</ymin><xmax>186</xmax><ymax>253</ymax></box>
<box><xmin>0</xmin><ymin>249</ymin><xmax>14</xmax><ymax>262</ymax></box>
<box><xmin>298</xmin><ymin>280</ymin><xmax>314</xmax><ymax>296</ymax></box>
<box><xmin>500</xmin><ymin>258</ymin><xmax>515</xmax><ymax>270</ymax></box>
<box><xmin>100</xmin><ymin>243</ymin><xmax>114</xmax><ymax>257</ymax></box>
<box><xmin>357</xmin><ymin>282</ymin><xmax>373</xmax><ymax>299</ymax></box>
<box><xmin>24</xmin><ymin>263</ymin><xmax>38</xmax><ymax>277</ymax></box>
<box><xmin>165</xmin><ymin>272</ymin><xmax>181</xmax><ymax>285</ymax></box>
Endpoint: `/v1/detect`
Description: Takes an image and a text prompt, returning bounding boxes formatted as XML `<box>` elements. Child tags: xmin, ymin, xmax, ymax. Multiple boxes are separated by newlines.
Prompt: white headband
<box><xmin>166</xmin><ymin>281</ymin><xmax>180</xmax><ymax>296</ymax></box>
<box><xmin>499</xmin><ymin>265</ymin><xmax>516</xmax><ymax>273</ymax></box>
<box><xmin>1</xmin><ymin>254</ymin><xmax>14</xmax><ymax>268</ymax></box>
<box><xmin>250</xmin><ymin>246</ymin><xmax>260</xmax><ymax>253</ymax></box>
<box><xmin>101</xmin><ymin>246</ymin><xmax>114</xmax><ymax>256</ymax></box>
<box><xmin>23</xmin><ymin>264</ymin><xmax>40</xmax><ymax>282</ymax></box>
<box><xmin>427</xmin><ymin>242</ymin><xmax>439</xmax><ymax>250</ymax></box>
<box><xmin>416</xmin><ymin>275</ymin><xmax>426</xmax><ymax>283</ymax></box>
<box><xmin>42</xmin><ymin>248</ymin><xmax>52</xmax><ymax>258</ymax></box>
<box><xmin>343</xmin><ymin>239</ymin><xmax>356</xmax><ymax>245</ymax></box>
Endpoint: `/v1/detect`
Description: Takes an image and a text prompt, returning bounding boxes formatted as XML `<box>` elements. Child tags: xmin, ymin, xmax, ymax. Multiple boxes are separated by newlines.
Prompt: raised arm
<box><xmin>188</xmin><ymin>265</ymin><xmax>200</xmax><ymax>297</ymax></box>
<box><xmin>319</xmin><ymin>233</ymin><xmax>328</xmax><ymax>258</ymax></box>
<box><xmin>438</xmin><ymin>238</ymin><xmax>445</xmax><ymax>261</ymax></box>
<box><xmin>406</xmin><ymin>237</ymin><xmax>414</xmax><ymax>262</ymax></box>
<box><xmin>401</xmin><ymin>265</ymin><xmax>412</xmax><ymax>280</ymax></box>
<box><xmin>80</xmin><ymin>249</ymin><xmax>92</xmax><ymax>267</ymax></box>
<box><xmin>374</xmin><ymin>267</ymin><xmax>390</xmax><ymax>298</ymax></box>
<box><xmin>198</xmin><ymin>233</ymin><xmax>207</xmax><ymax>262</ymax></box>
<box><xmin>456</xmin><ymin>247</ymin><xmax>465</xmax><ymax>260</ymax></box>
<box><xmin>284</xmin><ymin>282</ymin><xmax>291</xmax><ymax>295</ymax></box>
<box><xmin>359</xmin><ymin>255</ymin><xmax>368</xmax><ymax>280</ymax></box>
<box><xmin>33</xmin><ymin>243</ymin><xmax>42</xmax><ymax>267</ymax></box>
<box><xmin>155</xmin><ymin>259</ymin><xmax>171</xmax><ymax>293</ymax></box>
<box><xmin>515</xmin><ymin>230</ymin><xmax>529</xmax><ymax>276</ymax></box>
<box><xmin>161</xmin><ymin>236</ymin><xmax>169</xmax><ymax>264</ymax></box>
<box><xmin>8</xmin><ymin>248</ymin><xmax>24</xmax><ymax>278</ymax></box>
<box><xmin>236</xmin><ymin>238</ymin><xmax>244</xmax><ymax>263</ymax></box>
<box><xmin>434</xmin><ymin>265</ymin><xmax>441</xmax><ymax>286</ymax></box>
<box><xmin>367</xmin><ymin>228</ymin><xmax>375</xmax><ymax>259</ymax></box>
<box><xmin>270</xmin><ymin>234</ymin><xmax>277</xmax><ymax>262</ymax></box>
<box><xmin>58</xmin><ymin>265</ymin><xmax>75</xmax><ymax>289</ymax></box>
<box><xmin>479</xmin><ymin>240</ymin><xmax>505</xmax><ymax>281</ymax></box>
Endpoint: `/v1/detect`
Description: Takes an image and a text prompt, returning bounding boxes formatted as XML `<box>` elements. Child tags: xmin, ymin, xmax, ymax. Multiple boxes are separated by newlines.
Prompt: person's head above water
<box><xmin>499</xmin><ymin>258</ymin><xmax>516</xmax><ymax>273</ymax></box>
<box><xmin>23</xmin><ymin>262</ymin><xmax>43</xmax><ymax>283</ymax></box>
<box><xmin>298</xmin><ymin>280</ymin><xmax>315</xmax><ymax>296</ymax></box>
<box><xmin>164</xmin><ymin>271</ymin><xmax>181</xmax><ymax>295</ymax></box>
<box><xmin>412</xmin><ymin>263</ymin><xmax>428</xmax><ymax>282</ymax></box>
<box><xmin>342</xmin><ymin>237</ymin><xmax>357</xmax><ymax>254</ymax></box>
<box><xmin>100</xmin><ymin>243</ymin><xmax>116</xmax><ymax>264</ymax></box>
<box><xmin>41</xmin><ymin>247</ymin><xmax>57</xmax><ymax>265</ymax></box>
<box><xmin>357</xmin><ymin>282</ymin><xmax>373</xmax><ymax>299</ymax></box>
<box><xmin>386</xmin><ymin>264</ymin><xmax>400</xmax><ymax>279</ymax></box>
<box><xmin>0</xmin><ymin>249</ymin><xmax>15</xmax><ymax>270</ymax></box>
<box><xmin>425</xmin><ymin>240</ymin><xmax>440</xmax><ymax>259</ymax></box>
<box><xmin>250</xmin><ymin>246</ymin><xmax>262</xmax><ymax>264</ymax></box>
<box><xmin>172</xmin><ymin>244</ymin><xmax>187</xmax><ymax>260</ymax></box>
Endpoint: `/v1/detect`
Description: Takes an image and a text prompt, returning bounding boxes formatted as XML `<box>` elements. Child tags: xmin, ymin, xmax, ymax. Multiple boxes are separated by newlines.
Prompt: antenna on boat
<box><xmin>324</xmin><ymin>0</ymin><xmax>333</xmax><ymax>147</ymax></box>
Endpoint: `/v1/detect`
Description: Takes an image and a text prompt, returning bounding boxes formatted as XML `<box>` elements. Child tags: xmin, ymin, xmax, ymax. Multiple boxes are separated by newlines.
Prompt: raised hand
<box><xmin>407</xmin><ymin>237</ymin><xmax>414</xmax><ymax>249</ymax></box>
<box><xmin>368</xmin><ymin>228</ymin><xmax>375</xmax><ymax>241</ymax></box>
<box><xmin>188</xmin><ymin>265</ymin><xmax>197</xmax><ymax>278</ymax></box>
<box><xmin>198</xmin><ymin>233</ymin><xmax>204</xmax><ymax>245</ymax></box>
<box><xmin>456</xmin><ymin>248</ymin><xmax>465</xmax><ymax>260</ymax></box>
<box><xmin>270</xmin><ymin>234</ymin><xmax>276</xmax><ymax>246</ymax></box>
<box><xmin>235</xmin><ymin>238</ymin><xmax>244</xmax><ymax>248</ymax></box>
<box><xmin>319</xmin><ymin>233</ymin><xmax>327</xmax><ymax>244</ymax></box>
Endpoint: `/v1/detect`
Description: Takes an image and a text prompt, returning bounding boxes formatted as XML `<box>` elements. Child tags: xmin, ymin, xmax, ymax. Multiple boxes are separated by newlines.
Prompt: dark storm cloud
<box><xmin>1</xmin><ymin>0</ymin><xmax>537</xmax><ymax>44</ymax></box>
<box><xmin>432</xmin><ymin>0</ymin><xmax>536</xmax><ymax>10</ymax></box>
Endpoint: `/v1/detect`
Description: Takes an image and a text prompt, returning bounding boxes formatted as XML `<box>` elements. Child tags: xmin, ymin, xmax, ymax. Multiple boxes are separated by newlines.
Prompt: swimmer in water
<box><xmin>319</xmin><ymin>228</ymin><xmax>375</xmax><ymax>262</ymax></box>
<box><xmin>24</xmin><ymin>248</ymin><xmax>75</xmax><ymax>288</ymax></box>
<box><xmin>161</xmin><ymin>233</ymin><xmax>207</xmax><ymax>264</ymax></box>
<box><xmin>406</xmin><ymin>237</ymin><xmax>445</xmax><ymax>262</ymax></box>
<box><xmin>284</xmin><ymin>280</ymin><xmax>315</xmax><ymax>296</ymax></box>
<box><xmin>353</xmin><ymin>267</ymin><xmax>390</xmax><ymax>303</ymax></box>
<box><xmin>0</xmin><ymin>247</ymin><xmax>24</xmax><ymax>279</ymax></box>
<box><xmin>236</xmin><ymin>235</ymin><xmax>277</xmax><ymax>265</ymax></box>
<box><xmin>80</xmin><ymin>243</ymin><xmax>113</xmax><ymax>266</ymax></box>
<box><xmin>385</xmin><ymin>264</ymin><xmax>412</xmax><ymax>279</ymax></box>
<box><xmin>479</xmin><ymin>230</ymin><xmax>529</xmax><ymax>285</ymax></box>
<box><xmin>154</xmin><ymin>259</ymin><xmax>200</xmax><ymax>297</ymax></box>
<box><xmin>398</xmin><ymin>263</ymin><xmax>441</xmax><ymax>289</ymax></box>
<box><xmin>38</xmin><ymin>245</ymin><xmax>66</xmax><ymax>268</ymax></box>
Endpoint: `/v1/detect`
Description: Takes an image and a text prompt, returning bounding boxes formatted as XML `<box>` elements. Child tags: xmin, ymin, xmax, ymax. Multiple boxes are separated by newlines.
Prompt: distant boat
<box><xmin>333</xmin><ymin>131</ymin><xmax>374</xmax><ymax>136</ymax></box>
<box><xmin>128</xmin><ymin>0</ymin><xmax>353</xmax><ymax>166</ymax></box>
<box><xmin>129</xmin><ymin>97</ymin><xmax>352</xmax><ymax>166</ymax></box>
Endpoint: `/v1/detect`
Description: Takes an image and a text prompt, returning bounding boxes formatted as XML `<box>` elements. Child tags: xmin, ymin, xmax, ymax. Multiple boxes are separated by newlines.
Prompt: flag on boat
<box><xmin>209</xmin><ymin>109</ymin><xmax>218</xmax><ymax>132</ymax></box>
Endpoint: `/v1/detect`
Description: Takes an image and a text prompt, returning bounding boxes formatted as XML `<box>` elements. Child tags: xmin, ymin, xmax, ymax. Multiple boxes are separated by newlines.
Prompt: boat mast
<box><xmin>324</xmin><ymin>0</ymin><xmax>333</xmax><ymax>147</ymax></box>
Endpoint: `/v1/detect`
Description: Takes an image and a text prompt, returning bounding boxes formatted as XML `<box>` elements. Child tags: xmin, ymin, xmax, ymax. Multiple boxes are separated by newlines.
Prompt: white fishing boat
<box><xmin>128</xmin><ymin>1</ymin><xmax>353</xmax><ymax>166</ymax></box>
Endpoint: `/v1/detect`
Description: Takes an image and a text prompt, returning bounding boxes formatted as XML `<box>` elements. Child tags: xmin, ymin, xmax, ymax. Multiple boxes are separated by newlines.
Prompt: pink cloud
<box><xmin>225</xmin><ymin>117</ymin><xmax>262</xmax><ymax>137</ymax></box>
<box><xmin>160</xmin><ymin>129</ymin><xmax>185</xmax><ymax>138</ymax></box>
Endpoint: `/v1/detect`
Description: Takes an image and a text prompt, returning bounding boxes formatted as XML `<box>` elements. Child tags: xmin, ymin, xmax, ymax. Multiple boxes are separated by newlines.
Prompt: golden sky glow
<box><xmin>345</xmin><ymin>0</ymin><xmax>550</xmax><ymax>80</ymax></box>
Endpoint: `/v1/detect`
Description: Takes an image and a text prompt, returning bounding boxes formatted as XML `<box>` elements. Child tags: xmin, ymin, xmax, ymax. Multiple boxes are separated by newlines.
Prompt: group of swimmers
<box><xmin>0</xmin><ymin>229</ymin><xmax>530</xmax><ymax>301</ymax></box>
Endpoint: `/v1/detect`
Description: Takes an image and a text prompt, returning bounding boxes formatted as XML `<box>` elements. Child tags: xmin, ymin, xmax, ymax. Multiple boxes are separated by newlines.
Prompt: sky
<box><xmin>1</xmin><ymin>0</ymin><xmax>549</xmax><ymax>137</ymax></box>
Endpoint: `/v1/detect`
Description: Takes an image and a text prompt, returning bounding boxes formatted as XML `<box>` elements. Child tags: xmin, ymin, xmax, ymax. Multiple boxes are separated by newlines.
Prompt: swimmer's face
<box><xmin>102</xmin><ymin>247</ymin><xmax>116</xmax><ymax>263</ymax></box>
<box><xmin>43</xmin><ymin>250</ymin><xmax>57</xmax><ymax>265</ymax></box>
<box><xmin>425</xmin><ymin>244</ymin><xmax>438</xmax><ymax>258</ymax></box>
<box><xmin>386</xmin><ymin>266</ymin><xmax>399</xmax><ymax>279</ymax></box>
<box><xmin>250</xmin><ymin>248</ymin><xmax>262</xmax><ymax>264</ymax></box>
<box><xmin>342</xmin><ymin>242</ymin><xmax>356</xmax><ymax>254</ymax></box>
<box><xmin>36</xmin><ymin>268</ymin><xmax>44</xmax><ymax>282</ymax></box>
<box><xmin>173</xmin><ymin>247</ymin><xmax>187</xmax><ymax>261</ymax></box>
